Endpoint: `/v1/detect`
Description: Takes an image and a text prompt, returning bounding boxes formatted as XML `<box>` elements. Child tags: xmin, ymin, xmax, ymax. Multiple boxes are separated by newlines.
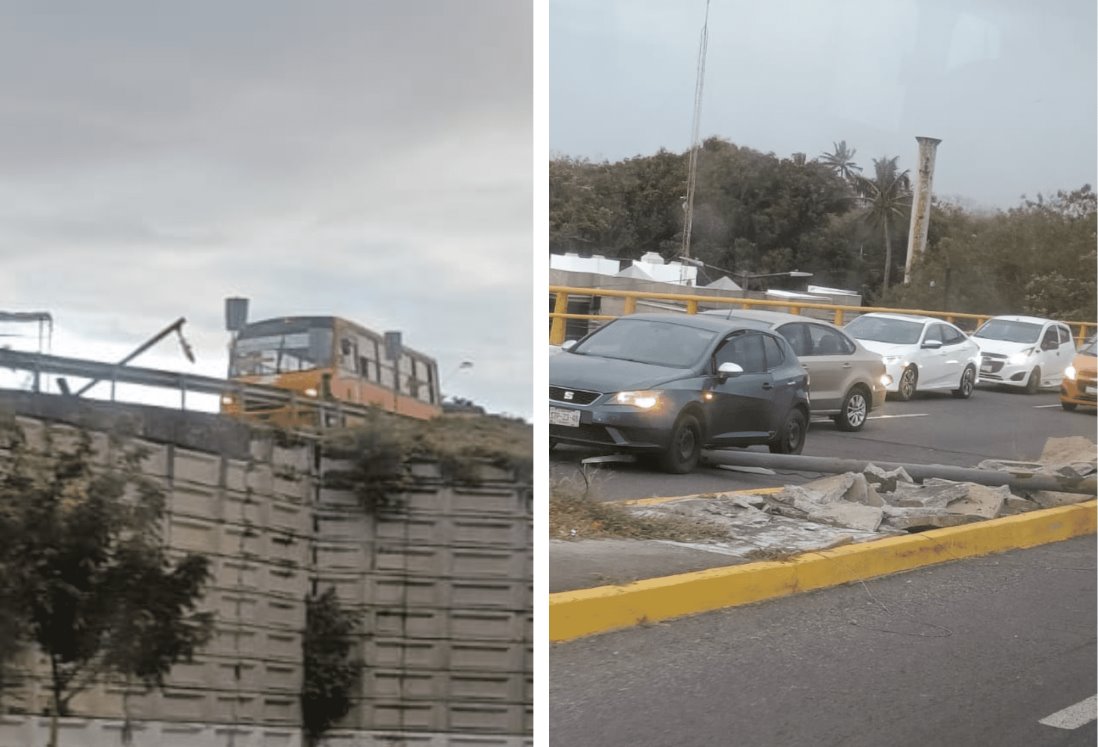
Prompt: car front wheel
<box><xmin>769</xmin><ymin>408</ymin><xmax>807</xmax><ymax>454</ymax></box>
<box><xmin>1062</xmin><ymin>401</ymin><xmax>1077</xmax><ymax>411</ymax></box>
<box><xmin>658</xmin><ymin>413</ymin><xmax>702</xmax><ymax>474</ymax></box>
<box><xmin>833</xmin><ymin>386</ymin><xmax>869</xmax><ymax>432</ymax></box>
<box><xmin>895</xmin><ymin>366</ymin><xmax>918</xmax><ymax>401</ymax></box>
<box><xmin>952</xmin><ymin>365</ymin><xmax>976</xmax><ymax>399</ymax></box>
<box><xmin>1024</xmin><ymin>367</ymin><xmax>1041</xmax><ymax>394</ymax></box>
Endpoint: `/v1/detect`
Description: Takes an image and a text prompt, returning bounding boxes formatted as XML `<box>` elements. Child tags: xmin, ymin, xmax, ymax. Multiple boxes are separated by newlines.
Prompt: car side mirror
<box><xmin>562</xmin><ymin>340</ymin><xmax>577</xmax><ymax>351</ymax></box>
<box><xmin>921</xmin><ymin>339</ymin><xmax>943</xmax><ymax>350</ymax></box>
<box><xmin>717</xmin><ymin>361</ymin><xmax>744</xmax><ymax>379</ymax></box>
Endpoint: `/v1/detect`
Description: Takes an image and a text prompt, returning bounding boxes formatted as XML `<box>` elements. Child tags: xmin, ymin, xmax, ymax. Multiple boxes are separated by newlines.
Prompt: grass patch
<box><xmin>320</xmin><ymin>410</ymin><xmax>531</xmax><ymax>512</ymax></box>
<box><xmin>549</xmin><ymin>481</ymin><xmax>727</xmax><ymax>541</ymax></box>
<box><xmin>324</xmin><ymin>410</ymin><xmax>531</xmax><ymax>475</ymax></box>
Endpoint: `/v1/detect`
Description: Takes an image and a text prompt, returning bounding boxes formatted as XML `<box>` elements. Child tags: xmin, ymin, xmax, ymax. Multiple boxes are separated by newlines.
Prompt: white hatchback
<box><xmin>844</xmin><ymin>312</ymin><xmax>981</xmax><ymax>401</ymax></box>
<box><xmin>971</xmin><ymin>315</ymin><xmax>1076</xmax><ymax>393</ymax></box>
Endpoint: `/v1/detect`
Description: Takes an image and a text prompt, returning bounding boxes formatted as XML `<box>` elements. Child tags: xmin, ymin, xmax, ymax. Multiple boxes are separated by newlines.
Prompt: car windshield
<box><xmin>973</xmin><ymin>319</ymin><xmax>1042</xmax><ymax>344</ymax></box>
<box><xmin>571</xmin><ymin>318</ymin><xmax>714</xmax><ymax>368</ymax></box>
<box><xmin>845</xmin><ymin>316</ymin><xmax>923</xmax><ymax>345</ymax></box>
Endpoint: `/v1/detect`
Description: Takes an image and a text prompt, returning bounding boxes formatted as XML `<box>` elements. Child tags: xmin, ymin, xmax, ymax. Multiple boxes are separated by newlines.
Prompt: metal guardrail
<box><xmin>0</xmin><ymin>349</ymin><xmax>377</xmax><ymax>428</ymax></box>
<box><xmin>548</xmin><ymin>285</ymin><xmax>1097</xmax><ymax>346</ymax></box>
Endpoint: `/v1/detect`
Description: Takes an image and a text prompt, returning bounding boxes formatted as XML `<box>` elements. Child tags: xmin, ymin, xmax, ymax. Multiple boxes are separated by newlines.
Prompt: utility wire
<box><xmin>681</xmin><ymin>0</ymin><xmax>710</xmax><ymax>261</ymax></box>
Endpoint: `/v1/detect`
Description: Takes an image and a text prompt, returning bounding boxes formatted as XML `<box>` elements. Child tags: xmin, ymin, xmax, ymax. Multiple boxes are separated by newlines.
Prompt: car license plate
<box><xmin>549</xmin><ymin>406</ymin><xmax>580</xmax><ymax>427</ymax></box>
<box><xmin>980</xmin><ymin>363</ymin><xmax>992</xmax><ymax>372</ymax></box>
<box><xmin>1085</xmin><ymin>385</ymin><xmax>1096</xmax><ymax>395</ymax></box>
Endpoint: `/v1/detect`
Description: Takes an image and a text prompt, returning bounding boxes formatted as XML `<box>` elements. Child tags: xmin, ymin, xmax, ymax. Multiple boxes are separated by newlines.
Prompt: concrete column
<box><xmin>904</xmin><ymin>136</ymin><xmax>942</xmax><ymax>284</ymax></box>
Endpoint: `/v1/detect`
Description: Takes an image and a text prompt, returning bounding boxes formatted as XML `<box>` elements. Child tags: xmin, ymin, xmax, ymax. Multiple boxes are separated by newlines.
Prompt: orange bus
<box><xmin>221</xmin><ymin>315</ymin><xmax>441</xmax><ymax>427</ymax></box>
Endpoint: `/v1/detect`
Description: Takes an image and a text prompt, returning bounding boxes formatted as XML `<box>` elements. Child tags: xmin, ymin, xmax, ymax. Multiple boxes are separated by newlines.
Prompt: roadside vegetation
<box><xmin>0</xmin><ymin>417</ymin><xmax>212</xmax><ymax>747</ymax></box>
<box><xmin>322</xmin><ymin>410</ymin><xmax>532</xmax><ymax>512</ymax></box>
<box><xmin>549</xmin><ymin>480</ymin><xmax>726</xmax><ymax>541</ymax></box>
<box><xmin>550</xmin><ymin>139</ymin><xmax>1096</xmax><ymax>318</ymax></box>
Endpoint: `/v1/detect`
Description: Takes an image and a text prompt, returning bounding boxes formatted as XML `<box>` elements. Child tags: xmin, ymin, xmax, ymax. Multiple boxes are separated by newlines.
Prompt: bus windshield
<box><xmin>230</xmin><ymin>323</ymin><xmax>333</xmax><ymax>376</ymax></box>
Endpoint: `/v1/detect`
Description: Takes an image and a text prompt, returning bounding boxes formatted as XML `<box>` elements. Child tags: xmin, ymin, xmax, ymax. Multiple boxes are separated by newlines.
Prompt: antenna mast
<box><xmin>681</xmin><ymin>0</ymin><xmax>710</xmax><ymax>260</ymax></box>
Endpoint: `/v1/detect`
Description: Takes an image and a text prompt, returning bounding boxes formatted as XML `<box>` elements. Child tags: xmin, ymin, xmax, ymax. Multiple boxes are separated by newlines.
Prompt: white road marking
<box><xmin>1032</xmin><ymin>404</ymin><xmax>1062</xmax><ymax>409</ymax></box>
<box><xmin>1038</xmin><ymin>694</ymin><xmax>1097</xmax><ymax>729</ymax></box>
<box><xmin>810</xmin><ymin>413</ymin><xmax>929</xmax><ymax>423</ymax></box>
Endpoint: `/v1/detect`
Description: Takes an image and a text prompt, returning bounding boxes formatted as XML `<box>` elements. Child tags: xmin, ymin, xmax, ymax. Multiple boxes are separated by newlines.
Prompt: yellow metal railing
<box><xmin>548</xmin><ymin>285</ymin><xmax>1097</xmax><ymax>347</ymax></box>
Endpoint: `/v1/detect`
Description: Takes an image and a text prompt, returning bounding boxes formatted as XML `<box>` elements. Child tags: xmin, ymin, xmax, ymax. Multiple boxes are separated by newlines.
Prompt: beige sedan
<box><xmin>702</xmin><ymin>309</ymin><xmax>889</xmax><ymax>431</ymax></box>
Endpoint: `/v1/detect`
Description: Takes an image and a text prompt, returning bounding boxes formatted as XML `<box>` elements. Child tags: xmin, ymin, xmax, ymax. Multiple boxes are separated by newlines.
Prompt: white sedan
<box><xmin>970</xmin><ymin>315</ymin><xmax>1076</xmax><ymax>393</ymax></box>
<box><xmin>844</xmin><ymin>312</ymin><xmax>981</xmax><ymax>401</ymax></box>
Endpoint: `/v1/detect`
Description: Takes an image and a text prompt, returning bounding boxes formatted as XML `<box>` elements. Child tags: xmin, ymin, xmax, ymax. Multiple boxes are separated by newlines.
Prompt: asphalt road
<box><xmin>550</xmin><ymin>536</ymin><xmax>1098</xmax><ymax>747</ymax></box>
<box><xmin>550</xmin><ymin>387</ymin><xmax>1097</xmax><ymax>501</ymax></box>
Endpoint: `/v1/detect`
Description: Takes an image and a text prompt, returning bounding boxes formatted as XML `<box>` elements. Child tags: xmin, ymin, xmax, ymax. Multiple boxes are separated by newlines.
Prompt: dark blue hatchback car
<box><xmin>548</xmin><ymin>313</ymin><xmax>811</xmax><ymax>473</ymax></box>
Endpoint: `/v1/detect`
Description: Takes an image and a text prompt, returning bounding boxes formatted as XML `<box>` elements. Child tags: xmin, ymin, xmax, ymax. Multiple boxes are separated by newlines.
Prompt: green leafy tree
<box><xmin>0</xmin><ymin>421</ymin><xmax>212</xmax><ymax>747</ymax></box>
<box><xmin>302</xmin><ymin>588</ymin><xmax>362</xmax><ymax>747</ymax></box>
<box><xmin>688</xmin><ymin>138</ymin><xmax>852</xmax><ymax>275</ymax></box>
<box><xmin>885</xmin><ymin>187</ymin><xmax>1096</xmax><ymax>321</ymax></box>
<box><xmin>855</xmin><ymin>156</ymin><xmax>911</xmax><ymax>292</ymax></box>
<box><xmin>549</xmin><ymin>139</ymin><xmax>852</xmax><ymax>272</ymax></box>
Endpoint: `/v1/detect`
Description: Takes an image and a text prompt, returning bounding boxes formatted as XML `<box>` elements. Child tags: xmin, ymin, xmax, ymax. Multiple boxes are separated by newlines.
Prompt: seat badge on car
<box><xmin>564</xmin><ymin>391</ymin><xmax>574</xmax><ymax>400</ymax></box>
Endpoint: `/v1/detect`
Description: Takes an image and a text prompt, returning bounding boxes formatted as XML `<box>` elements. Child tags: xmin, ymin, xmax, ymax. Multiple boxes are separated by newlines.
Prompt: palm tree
<box><xmin>819</xmin><ymin>140</ymin><xmax>862</xmax><ymax>183</ymax></box>
<box><xmin>855</xmin><ymin>156</ymin><xmax>911</xmax><ymax>292</ymax></box>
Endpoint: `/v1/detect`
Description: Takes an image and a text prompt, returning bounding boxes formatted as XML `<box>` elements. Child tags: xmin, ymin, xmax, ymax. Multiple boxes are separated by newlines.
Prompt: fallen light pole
<box><xmin>700</xmin><ymin>450</ymin><xmax>1097</xmax><ymax>496</ymax></box>
<box><xmin>73</xmin><ymin>317</ymin><xmax>194</xmax><ymax>397</ymax></box>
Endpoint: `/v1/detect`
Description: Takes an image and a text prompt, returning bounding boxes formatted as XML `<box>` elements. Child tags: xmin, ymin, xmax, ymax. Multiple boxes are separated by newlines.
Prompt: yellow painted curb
<box><xmin>617</xmin><ymin>487</ymin><xmax>784</xmax><ymax>507</ymax></box>
<box><xmin>550</xmin><ymin>500</ymin><xmax>1097</xmax><ymax>642</ymax></box>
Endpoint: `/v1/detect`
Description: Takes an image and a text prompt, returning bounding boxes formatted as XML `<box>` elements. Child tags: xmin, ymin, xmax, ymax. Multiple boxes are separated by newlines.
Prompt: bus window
<box><xmin>360</xmin><ymin>336</ymin><xmax>380</xmax><ymax>382</ymax></box>
<box><xmin>413</xmin><ymin>358</ymin><xmax>437</xmax><ymax>404</ymax></box>
<box><xmin>399</xmin><ymin>355</ymin><xmax>414</xmax><ymax>396</ymax></box>
<box><xmin>339</xmin><ymin>337</ymin><xmax>359</xmax><ymax>373</ymax></box>
<box><xmin>378</xmin><ymin>359</ymin><xmax>395</xmax><ymax>389</ymax></box>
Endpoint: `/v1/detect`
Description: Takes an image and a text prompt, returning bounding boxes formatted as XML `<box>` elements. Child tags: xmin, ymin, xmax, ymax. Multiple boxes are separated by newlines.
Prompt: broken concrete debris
<box><xmin>862</xmin><ymin>463</ymin><xmax>914</xmax><ymax>493</ymax></box>
<box><xmin>770</xmin><ymin>459</ymin><xmax>1087</xmax><ymax>532</ymax></box>
<box><xmin>626</xmin><ymin>443</ymin><xmax>1095</xmax><ymax>544</ymax></box>
<box><xmin>978</xmin><ymin>437</ymin><xmax>1098</xmax><ymax>510</ymax></box>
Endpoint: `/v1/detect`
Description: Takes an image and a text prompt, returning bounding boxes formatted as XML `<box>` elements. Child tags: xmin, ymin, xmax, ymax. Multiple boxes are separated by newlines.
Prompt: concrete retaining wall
<box><xmin>0</xmin><ymin>716</ymin><xmax>533</xmax><ymax>747</ymax></box>
<box><xmin>0</xmin><ymin>395</ymin><xmax>531</xmax><ymax>742</ymax></box>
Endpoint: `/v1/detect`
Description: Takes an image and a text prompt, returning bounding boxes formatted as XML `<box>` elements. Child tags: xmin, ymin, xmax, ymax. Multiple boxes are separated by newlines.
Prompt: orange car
<box><xmin>1060</xmin><ymin>338</ymin><xmax>1097</xmax><ymax>411</ymax></box>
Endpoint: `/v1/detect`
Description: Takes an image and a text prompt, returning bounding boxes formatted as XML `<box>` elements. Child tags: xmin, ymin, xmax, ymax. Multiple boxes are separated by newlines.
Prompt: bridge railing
<box><xmin>548</xmin><ymin>285</ymin><xmax>1097</xmax><ymax>347</ymax></box>
<box><xmin>0</xmin><ymin>349</ymin><xmax>376</xmax><ymax>429</ymax></box>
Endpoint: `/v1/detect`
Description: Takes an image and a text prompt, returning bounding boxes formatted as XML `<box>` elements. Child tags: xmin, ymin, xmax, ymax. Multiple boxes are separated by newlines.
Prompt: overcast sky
<box><xmin>0</xmin><ymin>1</ymin><xmax>532</xmax><ymax>418</ymax></box>
<box><xmin>550</xmin><ymin>0</ymin><xmax>1097</xmax><ymax>209</ymax></box>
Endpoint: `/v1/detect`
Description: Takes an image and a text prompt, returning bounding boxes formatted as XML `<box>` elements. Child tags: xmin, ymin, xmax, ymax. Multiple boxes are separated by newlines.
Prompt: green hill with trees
<box><xmin>550</xmin><ymin>138</ymin><xmax>1096</xmax><ymax>321</ymax></box>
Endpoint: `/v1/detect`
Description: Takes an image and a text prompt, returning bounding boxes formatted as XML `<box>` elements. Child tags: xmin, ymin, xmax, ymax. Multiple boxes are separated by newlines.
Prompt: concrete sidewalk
<box><xmin>550</xmin><ymin>488</ymin><xmax>885</xmax><ymax>593</ymax></box>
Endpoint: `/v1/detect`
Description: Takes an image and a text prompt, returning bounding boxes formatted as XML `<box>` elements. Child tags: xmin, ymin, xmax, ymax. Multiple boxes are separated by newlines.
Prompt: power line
<box><xmin>681</xmin><ymin>0</ymin><xmax>711</xmax><ymax>261</ymax></box>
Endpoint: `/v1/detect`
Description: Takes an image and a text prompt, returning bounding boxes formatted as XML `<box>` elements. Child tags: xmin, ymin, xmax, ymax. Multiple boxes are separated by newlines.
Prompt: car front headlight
<box><xmin>613</xmin><ymin>390</ymin><xmax>662</xmax><ymax>409</ymax></box>
<box><xmin>882</xmin><ymin>355</ymin><xmax>902</xmax><ymax>365</ymax></box>
<box><xmin>1065</xmin><ymin>365</ymin><xmax>1077</xmax><ymax>381</ymax></box>
<box><xmin>1007</xmin><ymin>348</ymin><xmax>1034</xmax><ymax>366</ymax></box>
<box><xmin>880</xmin><ymin>374</ymin><xmax>893</xmax><ymax>387</ymax></box>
